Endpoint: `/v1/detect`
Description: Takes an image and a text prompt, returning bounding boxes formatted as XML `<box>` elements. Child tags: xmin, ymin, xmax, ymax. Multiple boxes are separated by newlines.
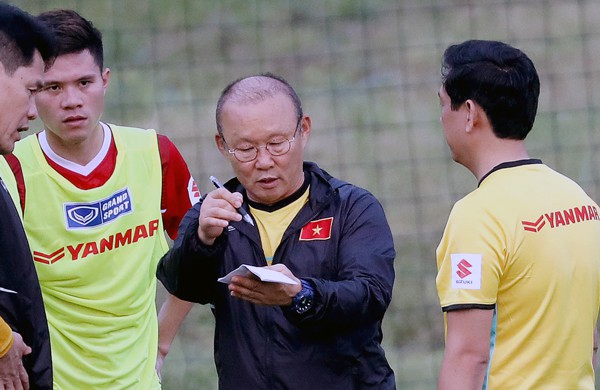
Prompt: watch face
<box><xmin>292</xmin><ymin>280</ymin><xmax>314</xmax><ymax>314</ymax></box>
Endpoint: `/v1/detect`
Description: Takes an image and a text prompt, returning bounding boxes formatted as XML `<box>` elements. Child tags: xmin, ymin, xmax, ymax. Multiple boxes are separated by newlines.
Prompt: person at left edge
<box><xmin>0</xmin><ymin>3</ymin><xmax>55</xmax><ymax>389</ymax></box>
<box><xmin>3</xmin><ymin>9</ymin><xmax>200</xmax><ymax>389</ymax></box>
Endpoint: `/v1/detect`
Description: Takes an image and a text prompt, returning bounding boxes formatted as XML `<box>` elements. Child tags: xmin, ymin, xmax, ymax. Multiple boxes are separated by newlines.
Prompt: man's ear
<box><xmin>299</xmin><ymin>115</ymin><xmax>311</xmax><ymax>147</ymax></box>
<box><xmin>464</xmin><ymin>99</ymin><xmax>481</xmax><ymax>134</ymax></box>
<box><xmin>215</xmin><ymin>133</ymin><xmax>228</xmax><ymax>157</ymax></box>
<box><xmin>102</xmin><ymin>67</ymin><xmax>110</xmax><ymax>94</ymax></box>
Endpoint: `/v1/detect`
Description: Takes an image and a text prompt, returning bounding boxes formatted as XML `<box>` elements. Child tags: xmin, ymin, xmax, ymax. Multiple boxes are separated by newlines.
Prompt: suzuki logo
<box><xmin>67</xmin><ymin>206</ymin><xmax>99</xmax><ymax>226</ymax></box>
<box><xmin>456</xmin><ymin>259</ymin><xmax>472</xmax><ymax>279</ymax></box>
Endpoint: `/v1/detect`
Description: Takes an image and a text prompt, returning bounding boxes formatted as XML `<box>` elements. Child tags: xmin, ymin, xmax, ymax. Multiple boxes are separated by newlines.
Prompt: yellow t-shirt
<box><xmin>250</xmin><ymin>188</ymin><xmax>309</xmax><ymax>265</ymax></box>
<box><xmin>0</xmin><ymin>317</ymin><xmax>13</xmax><ymax>357</ymax></box>
<box><xmin>437</xmin><ymin>162</ymin><xmax>600</xmax><ymax>389</ymax></box>
<box><xmin>14</xmin><ymin>125</ymin><xmax>167</xmax><ymax>389</ymax></box>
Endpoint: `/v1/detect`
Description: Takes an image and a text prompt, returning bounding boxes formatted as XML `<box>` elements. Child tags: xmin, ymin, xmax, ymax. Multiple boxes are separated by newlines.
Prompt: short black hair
<box><xmin>37</xmin><ymin>9</ymin><xmax>104</xmax><ymax>70</ymax></box>
<box><xmin>441</xmin><ymin>40</ymin><xmax>540</xmax><ymax>140</ymax></box>
<box><xmin>0</xmin><ymin>2</ymin><xmax>55</xmax><ymax>75</ymax></box>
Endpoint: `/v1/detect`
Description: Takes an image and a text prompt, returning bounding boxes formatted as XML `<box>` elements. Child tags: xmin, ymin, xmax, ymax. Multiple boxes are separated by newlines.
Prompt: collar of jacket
<box><xmin>224</xmin><ymin>161</ymin><xmax>349</xmax><ymax>231</ymax></box>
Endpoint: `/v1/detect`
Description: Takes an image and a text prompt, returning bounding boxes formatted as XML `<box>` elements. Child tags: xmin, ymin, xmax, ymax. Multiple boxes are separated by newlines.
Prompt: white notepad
<box><xmin>218</xmin><ymin>264</ymin><xmax>298</xmax><ymax>285</ymax></box>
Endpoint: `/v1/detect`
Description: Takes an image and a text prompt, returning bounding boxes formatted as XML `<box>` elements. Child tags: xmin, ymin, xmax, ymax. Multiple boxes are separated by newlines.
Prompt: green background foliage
<box><xmin>10</xmin><ymin>0</ymin><xmax>600</xmax><ymax>388</ymax></box>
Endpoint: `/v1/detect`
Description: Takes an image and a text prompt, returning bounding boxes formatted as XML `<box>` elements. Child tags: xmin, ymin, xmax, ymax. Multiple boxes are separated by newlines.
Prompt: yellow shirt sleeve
<box><xmin>0</xmin><ymin>317</ymin><xmax>14</xmax><ymax>358</ymax></box>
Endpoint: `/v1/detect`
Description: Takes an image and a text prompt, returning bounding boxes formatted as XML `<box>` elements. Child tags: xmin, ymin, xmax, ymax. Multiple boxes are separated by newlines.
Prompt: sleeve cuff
<box><xmin>283</xmin><ymin>279</ymin><xmax>315</xmax><ymax>315</ymax></box>
<box><xmin>0</xmin><ymin>318</ymin><xmax>14</xmax><ymax>358</ymax></box>
<box><xmin>183</xmin><ymin>218</ymin><xmax>228</xmax><ymax>256</ymax></box>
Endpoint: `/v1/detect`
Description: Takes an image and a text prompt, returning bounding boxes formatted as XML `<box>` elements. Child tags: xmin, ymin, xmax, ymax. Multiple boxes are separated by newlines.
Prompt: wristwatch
<box><xmin>291</xmin><ymin>279</ymin><xmax>314</xmax><ymax>314</ymax></box>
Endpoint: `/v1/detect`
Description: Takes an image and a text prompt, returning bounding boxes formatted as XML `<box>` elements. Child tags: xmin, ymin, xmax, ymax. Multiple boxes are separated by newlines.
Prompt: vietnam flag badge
<box><xmin>300</xmin><ymin>217</ymin><xmax>333</xmax><ymax>241</ymax></box>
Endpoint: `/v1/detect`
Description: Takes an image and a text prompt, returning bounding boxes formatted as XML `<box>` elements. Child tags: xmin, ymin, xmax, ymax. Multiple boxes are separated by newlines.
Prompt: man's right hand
<box><xmin>197</xmin><ymin>188</ymin><xmax>244</xmax><ymax>245</ymax></box>
<box><xmin>0</xmin><ymin>332</ymin><xmax>31</xmax><ymax>390</ymax></box>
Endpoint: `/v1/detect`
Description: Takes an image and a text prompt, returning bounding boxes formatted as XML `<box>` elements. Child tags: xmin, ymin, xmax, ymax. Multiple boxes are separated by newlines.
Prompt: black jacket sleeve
<box><xmin>283</xmin><ymin>188</ymin><xmax>396</xmax><ymax>331</ymax></box>
<box><xmin>156</xmin><ymin>202</ymin><xmax>226</xmax><ymax>304</ymax></box>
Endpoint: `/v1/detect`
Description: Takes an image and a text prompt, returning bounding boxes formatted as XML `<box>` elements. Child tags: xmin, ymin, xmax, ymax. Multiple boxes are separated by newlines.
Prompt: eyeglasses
<box><xmin>223</xmin><ymin>119</ymin><xmax>301</xmax><ymax>163</ymax></box>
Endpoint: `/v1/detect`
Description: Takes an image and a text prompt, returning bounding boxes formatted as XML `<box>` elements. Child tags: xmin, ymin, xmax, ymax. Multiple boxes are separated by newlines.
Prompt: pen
<box><xmin>209</xmin><ymin>176</ymin><xmax>255</xmax><ymax>226</ymax></box>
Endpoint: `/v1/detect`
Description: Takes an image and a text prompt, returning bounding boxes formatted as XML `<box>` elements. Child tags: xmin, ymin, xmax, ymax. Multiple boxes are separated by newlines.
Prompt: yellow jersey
<box><xmin>437</xmin><ymin>161</ymin><xmax>600</xmax><ymax>389</ymax></box>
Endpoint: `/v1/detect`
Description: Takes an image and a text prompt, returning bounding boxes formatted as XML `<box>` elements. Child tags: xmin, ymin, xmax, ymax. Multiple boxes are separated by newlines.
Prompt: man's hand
<box><xmin>228</xmin><ymin>264</ymin><xmax>302</xmax><ymax>306</ymax></box>
<box><xmin>156</xmin><ymin>294</ymin><xmax>193</xmax><ymax>383</ymax></box>
<box><xmin>197</xmin><ymin>188</ymin><xmax>243</xmax><ymax>245</ymax></box>
<box><xmin>155</xmin><ymin>352</ymin><xmax>164</xmax><ymax>383</ymax></box>
<box><xmin>0</xmin><ymin>332</ymin><xmax>31</xmax><ymax>390</ymax></box>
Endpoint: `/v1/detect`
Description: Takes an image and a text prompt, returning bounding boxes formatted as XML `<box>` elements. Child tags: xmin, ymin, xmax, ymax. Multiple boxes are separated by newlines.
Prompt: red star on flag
<box><xmin>300</xmin><ymin>217</ymin><xmax>333</xmax><ymax>241</ymax></box>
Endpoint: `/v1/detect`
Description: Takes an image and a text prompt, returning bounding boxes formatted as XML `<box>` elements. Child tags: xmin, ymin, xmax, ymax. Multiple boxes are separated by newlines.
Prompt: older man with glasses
<box><xmin>157</xmin><ymin>73</ymin><xmax>397</xmax><ymax>389</ymax></box>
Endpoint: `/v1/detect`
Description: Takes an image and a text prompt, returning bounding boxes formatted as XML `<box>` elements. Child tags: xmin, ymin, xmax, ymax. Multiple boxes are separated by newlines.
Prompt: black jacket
<box><xmin>158</xmin><ymin>162</ymin><xmax>396</xmax><ymax>389</ymax></box>
<box><xmin>0</xmin><ymin>177</ymin><xmax>52</xmax><ymax>389</ymax></box>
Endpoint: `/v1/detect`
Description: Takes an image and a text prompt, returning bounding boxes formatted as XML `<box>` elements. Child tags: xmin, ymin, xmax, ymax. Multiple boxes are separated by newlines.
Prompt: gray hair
<box><xmin>215</xmin><ymin>73</ymin><xmax>303</xmax><ymax>135</ymax></box>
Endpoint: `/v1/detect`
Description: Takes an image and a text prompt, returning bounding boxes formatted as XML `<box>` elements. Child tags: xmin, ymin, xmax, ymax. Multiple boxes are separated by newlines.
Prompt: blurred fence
<box><xmin>12</xmin><ymin>0</ymin><xmax>600</xmax><ymax>388</ymax></box>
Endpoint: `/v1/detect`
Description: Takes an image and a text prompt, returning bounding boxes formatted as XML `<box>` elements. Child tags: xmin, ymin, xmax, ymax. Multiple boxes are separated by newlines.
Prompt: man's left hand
<box><xmin>228</xmin><ymin>264</ymin><xmax>302</xmax><ymax>306</ymax></box>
